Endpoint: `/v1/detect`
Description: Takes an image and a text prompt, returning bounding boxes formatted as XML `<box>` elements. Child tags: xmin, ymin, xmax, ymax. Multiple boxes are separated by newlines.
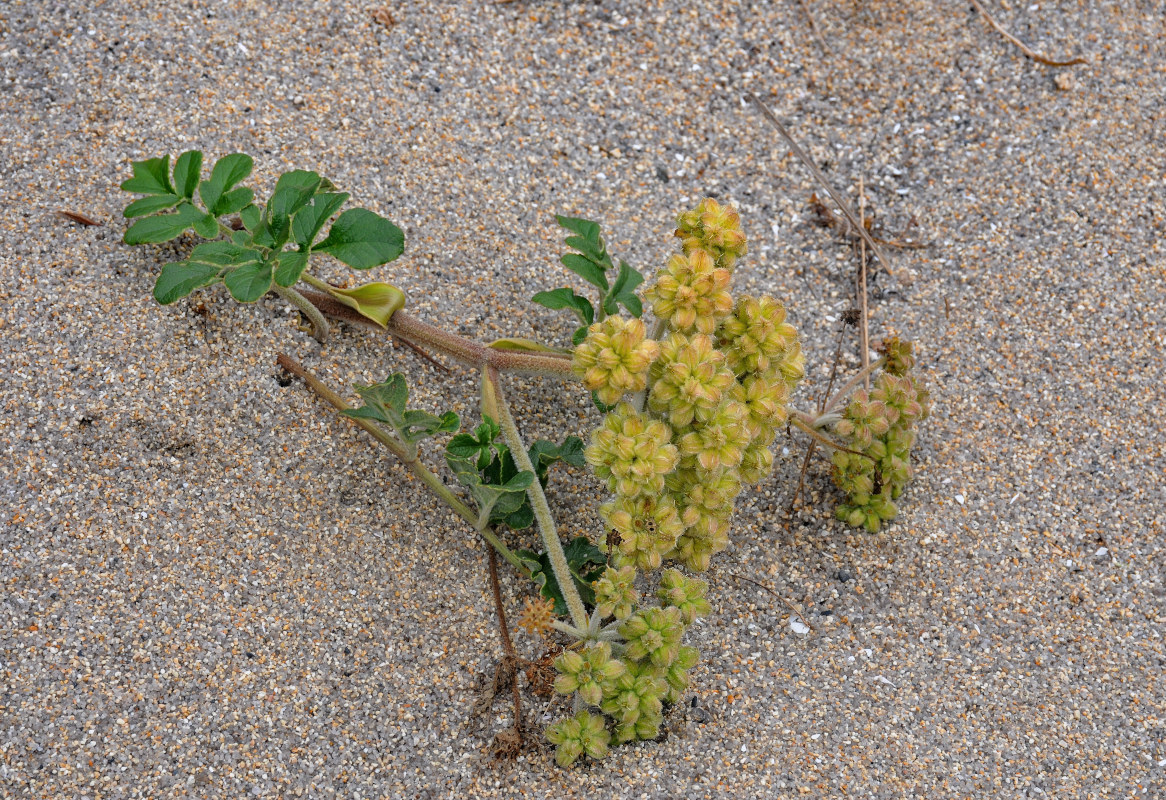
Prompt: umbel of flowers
<box><xmin>542</xmin><ymin>199</ymin><xmax>803</xmax><ymax>766</ymax></box>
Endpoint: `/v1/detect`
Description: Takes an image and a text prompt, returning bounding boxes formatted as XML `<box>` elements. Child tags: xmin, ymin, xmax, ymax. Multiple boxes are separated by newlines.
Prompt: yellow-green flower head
<box><xmin>620</xmin><ymin>606</ymin><xmax>685</xmax><ymax>668</ymax></box>
<box><xmin>601</xmin><ymin>658</ymin><xmax>666</xmax><ymax>734</ymax></box>
<box><xmin>836</xmin><ymin>489</ymin><xmax>897</xmax><ymax>533</ymax></box>
<box><xmin>585</xmin><ymin>403</ymin><xmax>679</xmax><ymax>499</ymax></box>
<box><xmin>717</xmin><ymin>295</ymin><xmax>800</xmax><ymax>376</ymax></box>
<box><xmin>592</xmin><ymin>565</ymin><xmax>639</xmax><ymax>620</ymax></box>
<box><xmin>553</xmin><ymin>641</ymin><xmax>626</xmax><ymax>707</ymax></box>
<box><xmin>648</xmin><ymin>333</ymin><xmax>736</xmax><ymax>428</ymax></box>
<box><xmin>777</xmin><ymin>337</ymin><xmax>806</xmax><ymax>388</ymax></box>
<box><xmin>667</xmin><ymin>524</ymin><xmax>728</xmax><ymax>572</ymax></box>
<box><xmin>657</xmin><ymin>644</ymin><xmax>699</xmax><ymax>704</ymax></box>
<box><xmin>644</xmin><ymin>249</ymin><xmax>733</xmax><ymax>335</ymax></box>
<box><xmin>675</xmin><ymin>198</ymin><xmax>748</xmax><ymax>270</ymax></box>
<box><xmin>546</xmin><ymin>710</ymin><xmax>612</xmax><ymax>768</ymax></box>
<box><xmin>738</xmin><ymin>438</ymin><xmax>775</xmax><ymax>485</ymax></box>
<box><xmin>677</xmin><ymin>399</ymin><xmax>751</xmax><ymax>473</ymax></box>
<box><xmin>572</xmin><ymin>316</ymin><xmax>660</xmax><ymax>406</ymax></box>
<box><xmin>835</xmin><ymin>390</ymin><xmax>891</xmax><ymax>449</ymax></box>
<box><xmin>871</xmin><ymin>373</ymin><xmax>923</xmax><ymax>426</ymax></box>
<box><xmin>877</xmin><ymin>336</ymin><xmax>916</xmax><ymax>376</ymax></box>
<box><xmin>734</xmin><ymin>372</ymin><xmax>790</xmax><ymax>441</ymax></box>
<box><xmin>657</xmin><ymin>569</ymin><xmax>711</xmax><ymax>624</ymax></box>
<box><xmin>666</xmin><ymin>467</ymin><xmax>743</xmax><ymax>518</ymax></box>
<box><xmin>600</xmin><ymin>494</ymin><xmax>690</xmax><ymax>570</ymax></box>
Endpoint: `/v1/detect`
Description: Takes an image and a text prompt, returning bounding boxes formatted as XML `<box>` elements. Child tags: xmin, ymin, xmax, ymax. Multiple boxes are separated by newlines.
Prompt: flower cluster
<box><xmin>832</xmin><ymin>356</ymin><xmax>931</xmax><ymax>532</ymax></box>
<box><xmin>674</xmin><ymin>198</ymin><xmax>748</xmax><ymax>270</ymax></box>
<box><xmin>548</xmin><ymin>199</ymin><xmax>802</xmax><ymax>767</ymax></box>
<box><xmin>572</xmin><ymin>316</ymin><xmax>659</xmax><ymax>406</ymax></box>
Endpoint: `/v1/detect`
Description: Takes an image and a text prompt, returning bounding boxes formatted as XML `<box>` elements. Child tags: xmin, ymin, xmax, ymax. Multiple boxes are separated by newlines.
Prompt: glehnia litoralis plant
<box><xmin>122</xmin><ymin>153</ymin><xmax>930</xmax><ymax>767</ymax></box>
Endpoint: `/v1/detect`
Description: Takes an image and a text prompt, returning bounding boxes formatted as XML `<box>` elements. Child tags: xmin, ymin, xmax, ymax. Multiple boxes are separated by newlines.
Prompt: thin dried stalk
<box><xmin>969</xmin><ymin>0</ymin><xmax>1087</xmax><ymax>67</ymax></box>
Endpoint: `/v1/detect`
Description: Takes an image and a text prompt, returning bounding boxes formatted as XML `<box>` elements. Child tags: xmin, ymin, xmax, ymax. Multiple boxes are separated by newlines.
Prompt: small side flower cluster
<box><xmin>548</xmin><ymin>200</ymin><xmax>801</xmax><ymax>767</ymax></box>
<box><xmin>831</xmin><ymin>338</ymin><xmax>931</xmax><ymax>532</ymax></box>
<box><xmin>547</xmin><ymin>569</ymin><xmax>710</xmax><ymax>763</ymax></box>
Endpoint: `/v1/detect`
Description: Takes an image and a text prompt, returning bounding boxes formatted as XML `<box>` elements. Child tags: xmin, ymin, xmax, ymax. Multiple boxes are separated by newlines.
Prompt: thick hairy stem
<box><xmin>276</xmin><ymin>353</ymin><xmax>530</xmax><ymax>577</ymax></box>
<box><xmin>489</xmin><ymin>366</ymin><xmax>589</xmax><ymax>631</ymax></box>
<box><xmin>273</xmin><ymin>285</ymin><xmax>330</xmax><ymax>343</ymax></box>
<box><xmin>297</xmin><ymin>289</ymin><xmax>575</xmax><ymax>379</ymax></box>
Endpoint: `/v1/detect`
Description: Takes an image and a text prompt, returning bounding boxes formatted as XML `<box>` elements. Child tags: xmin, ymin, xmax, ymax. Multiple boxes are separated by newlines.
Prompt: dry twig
<box><xmin>56</xmin><ymin>210</ymin><xmax>102</xmax><ymax>226</ymax></box>
<box><xmin>794</xmin><ymin>0</ymin><xmax>833</xmax><ymax>55</ymax></box>
<box><xmin>748</xmin><ymin>92</ymin><xmax>900</xmax><ymax>281</ymax></box>
<box><xmin>724</xmin><ymin>572</ymin><xmax>817</xmax><ymax>633</ymax></box>
<box><xmin>968</xmin><ymin>0</ymin><xmax>1087</xmax><ymax>67</ymax></box>
<box><xmin>857</xmin><ymin>177</ymin><xmax>870</xmax><ymax>391</ymax></box>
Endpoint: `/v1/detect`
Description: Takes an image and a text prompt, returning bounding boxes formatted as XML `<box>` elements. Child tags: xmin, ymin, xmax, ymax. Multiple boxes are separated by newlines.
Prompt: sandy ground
<box><xmin>2</xmin><ymin>1</ymin><xmax>1164</xmax><ymax>797</ymax></box>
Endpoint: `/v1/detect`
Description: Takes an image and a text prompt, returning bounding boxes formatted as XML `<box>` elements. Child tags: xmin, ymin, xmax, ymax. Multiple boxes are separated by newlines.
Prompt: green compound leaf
<box><xmin>292</xmin><ymin>191</ymin><xmax>349</xmax><ymax>249</ymax></box>
<box><xmin>153</xmin><ymin>261</ymin><xmax>222</xmax><ymax>304</ymax></box>
<box><xmin>560</xmin><ymin>253</ymin><xmax>609</xmax><ymax>292</ymax></box>
<box><xmin>188</xmin><ymin>240</ymin><xmax>264</xmax><ymax>268</ymax></box>
<box><xmin>223</xmin><ymin>259</ymin><xmax>274</xmax><ymax>303</ymax></box>
<box><xmin>240</xmin><ymin>203</ymin><xmax>262</xmax><ymax>232</ymax></box>
<box><xmin>123</xmin><ymin>193</ymin><xmax>182</xmax><ymax>219</ymax></box>
<box><xmin>528</xmin><ymin>436</ymin><xmax>585</xmax><ymax>486</ymax></box>
<box><xmin>531</xmin><ymin>287</ymin><xmax>595</xmax><ymax>327</ymax></box>
<box><xmin>120</xmin><ymin>156</ymin><xmax>174</xmax><ymax>195</ymax></box>
<box><xmin>268</xmin><ymin>170</ymin><xmax>322</xmax><ymax>218</ymax></box>
<box><xmin>123</xmin><ymin>202</ymin><xmax>206</xmax><ymax>244</ymax></box>
<box><xmin>273</xmin><ymin>250</ymin><xmax>309</xmax><ymax>288</ymax></box>
<box><xmin>193</xmin><ymin>212</ymin><xmax>219</xmax><ymax>240</ymax></box>
<box><xmin>214</xmin><ymin>186</ymin><xmax>255</xmax><ymax>218</ymax></box>
<box><xmin>446</xmin><ymin>417</ymin><xmax>504</xmax><ymax>472</ymax></box>
<box><xmin>555</xmin><ymin>215</ymin><xmax>602</xmax><ymax>242</ymax></box>
<box><xmin>516</xmin><ymin>537</ymin><xmax>606</xmax><ymax>615</ymax></box>
<box><xmin>571</xmin><ymin>326</ymin><xmax>589</xmax><ymax>347</ymax></box>
<box><xmin>343</xmin><ymin>375</ymin><xmax>460</xmax><ymax>446</ymax></box>
<box><xmin>172</xmin><ymin>150</ymin><xmax>203</xmax><ymax>199</ymax></box>
<box><xmin>602</xmin><ymin>260</ymin><xmax>645</xmax><ymax>318</ymax></box>
<box><xmin>199</xmin><ymin>153</ymin><xmax>254</xmax><ymax>217</ymax></box>
<box><xmin>446</xmin><ymin>418</ymin><xmax>530</xmax><ymax>527</ymax></box>
<box><xmin>315</xmin><ymin>208</ymin><xmax>405</xmax><ymax>269</ymax></box>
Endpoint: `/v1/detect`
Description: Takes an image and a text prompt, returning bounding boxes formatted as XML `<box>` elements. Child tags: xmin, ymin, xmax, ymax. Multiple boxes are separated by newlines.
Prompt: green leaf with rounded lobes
<box><xmin>188</xmin><ymin>241</ymin><xmax>263</xmax><ymax>268</ymax></box>
<box><xmin>193</xmin><ymin>212</ymin><xmax>219</xmax><ymax>240</ymax></box>
<box><xmin>292</xmin><ymin>191</ymin><xmax>349</xmax><ymax>248</ymax></box>
<box><xmin>213</xmin><ymin>186</ymin><xmax>254</xmax><ymax>218</ymax></box>
<box><xmin>240</xmin><ymin>203</ymin><xmax>261</xmax><ymax>232</ymax></box>
<box><xmin>123</xmin><ymin>194</ymin><xmax>182</xmax><ymax>218</ymax></box>
<box><xmin>343</xmin><ymin>374</ymin><xmax>459</xmax><ymax>445</ymax></box>
<box><xmin>153</xmin><ymin>261</ymin><xmax>221</xmax><ymax>304</ymax></box>
<box><xmin>223</xmin><ymin>259</ymin><xmax>273</xmax><ymax>303</ymax></box>
<box><xmin>120</xmin><ymin>156</ymin><xmax>173</xmax><ymax>195</ymax></box>
<box><xmin>172</xmin><ymin>150</ymin><xmax>203</xmax><ymax>199</ymax></box>
<box><xmin>273</xmin><ymin>250</ymin><xmax>309</xmax><ymax>287</ymax></box>
<box><xmin>531</xmin><ymin>287</ymin><xmax>595</xmax><ymax>327</ymax></box>
<box><xmin>602</xmin><ymin>260</ymin><xmax>645</xmax><ymax>317</ymax></box>
<box><xmin>198</xmin><ymin>153</ymin><xmax>254</xmax><ymax>217</ymax></box>
<box><xmin>560</xmin><ymin>254</ymin><xmax>608</xmax><ymax>291</ymax></box>
<box><xmin>123</xmin><ymin>202</ymin><xmax>206</xmax><ymax>244</ymax></box>
<box><xmin>326</xmin><ymin>281</ymin><xmax>405</xmax><ymax>327</ymax></box>
<box><xmin>268</xmin><ymin>170</ymin><xmax>322</xmax><ymax>218</ymax></box>
<box><xmin>315</xmin><ymin>208</ymin><xmax>404</xmax><ymax>269</ymax></box>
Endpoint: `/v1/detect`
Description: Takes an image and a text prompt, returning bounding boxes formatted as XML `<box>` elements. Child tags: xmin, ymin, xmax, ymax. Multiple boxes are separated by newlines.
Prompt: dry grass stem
<box><xmin>748</xmin><ymin>92</ymin><xmax>899</xmax><ymax>281</ymax></box>
<box><xmin>969</xmin><ymin>0</ymin><xmax>1087</xmax><ymax>67</ymax></box>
